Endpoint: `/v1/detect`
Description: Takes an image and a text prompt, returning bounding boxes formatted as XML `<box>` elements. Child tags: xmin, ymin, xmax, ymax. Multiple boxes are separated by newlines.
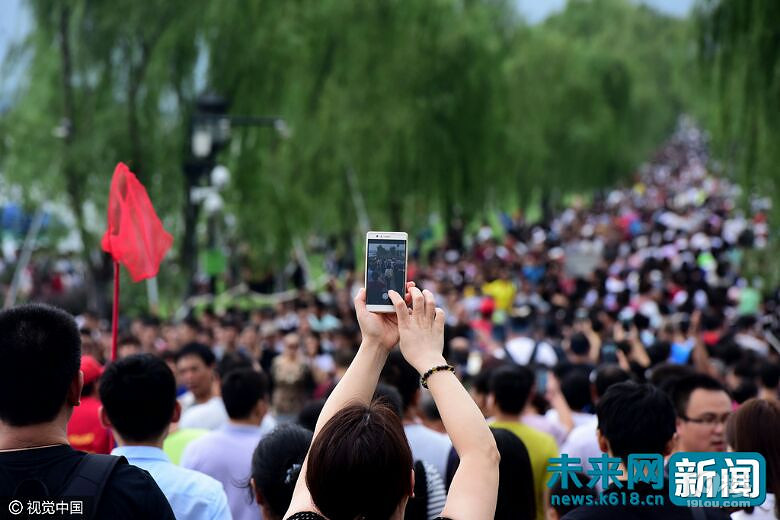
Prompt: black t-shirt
<box><xmin>0</xmin><ymin>445</ymin><xmax>174</xmax><ymax>519</ymax></box>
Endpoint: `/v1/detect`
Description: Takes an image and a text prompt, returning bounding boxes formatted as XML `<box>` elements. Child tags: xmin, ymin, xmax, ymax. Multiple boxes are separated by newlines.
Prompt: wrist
<box><xmin>411</xmin><ymin>355</ymin><xmax>448</xmax><ymax>375</ymax></box>
<box><xmin>360</xmin><ymin>337</ymin><xmax>384</xmax><ymax>350</ymax></box>
<box><xmin>359</xmin><ymin>339</ymin><xmax>390</xmax><ymax>363</ymax></box>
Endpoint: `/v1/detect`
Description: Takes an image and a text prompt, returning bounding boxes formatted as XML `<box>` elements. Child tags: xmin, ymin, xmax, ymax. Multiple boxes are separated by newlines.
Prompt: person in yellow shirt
<box><xmin>489</xmin><ymin>364</ymin><xmax>559</xmax><ymax>520</ymax></box>
<box><xmin>482</xmin><ymin>273</ymin><xmax>516</xmax><ymax>313</ymax></box>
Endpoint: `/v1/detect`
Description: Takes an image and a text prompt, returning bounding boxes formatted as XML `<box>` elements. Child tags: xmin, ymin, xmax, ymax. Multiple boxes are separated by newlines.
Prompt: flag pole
<box><xmin>111</xmin><ymin>261</ymin><xmax>120</xmax><ymax>361</ymax></box>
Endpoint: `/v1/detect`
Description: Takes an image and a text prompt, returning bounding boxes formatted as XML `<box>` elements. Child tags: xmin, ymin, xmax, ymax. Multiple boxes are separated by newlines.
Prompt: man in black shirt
<box><xmin>0</xmin><ymin>304</ymin><xmax>174</xmax><ymax>519</ymax></box>
<box><xmin>562</xmin><ymin>382</ymin><xmax>728</xmax><ymax>520</ymax></box>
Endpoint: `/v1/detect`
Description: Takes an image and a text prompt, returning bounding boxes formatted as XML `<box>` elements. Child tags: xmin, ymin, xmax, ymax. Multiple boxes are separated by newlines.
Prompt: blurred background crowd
<box><xmin>59</xmin><ymin>122</ymin><xmax>780</xmax><ymax>519</ymax></box>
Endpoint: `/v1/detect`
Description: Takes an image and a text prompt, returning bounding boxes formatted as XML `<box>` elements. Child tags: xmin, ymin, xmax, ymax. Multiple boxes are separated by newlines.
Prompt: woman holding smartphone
<box><xmin>284</xmin><ymin>283</ymin><xmax>500</xmax><ymax>520</ymax></box>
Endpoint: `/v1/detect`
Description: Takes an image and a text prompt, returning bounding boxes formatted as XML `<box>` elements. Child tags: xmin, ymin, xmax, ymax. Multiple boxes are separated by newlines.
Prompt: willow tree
<box><xmin>0</xmin><ymin>0</ymin><xmax>205</xmax><ymax>311</ymax></box>
<box><xmin>697</xmin><ymin>0</ymin><xmax>780</xmax><ymax>205</ymax></box>
<box><xmin>696</xmin><ymin>0</ymin><xmax>780</xmax><ymax>285</ymax></box>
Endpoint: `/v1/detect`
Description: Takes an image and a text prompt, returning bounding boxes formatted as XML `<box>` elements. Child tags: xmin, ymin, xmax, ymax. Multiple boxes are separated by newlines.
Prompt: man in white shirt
<box><xmin>176</xmin><ymin>342</ymin><xmax>228</xmax><ymax>430</ymax></box>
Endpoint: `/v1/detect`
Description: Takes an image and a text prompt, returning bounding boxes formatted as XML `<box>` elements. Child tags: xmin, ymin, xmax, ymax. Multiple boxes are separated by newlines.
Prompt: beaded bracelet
<box><xmin>421</xmin><ymin>364</ymin><xmax>455</xmax><ymax>389</ymax></box>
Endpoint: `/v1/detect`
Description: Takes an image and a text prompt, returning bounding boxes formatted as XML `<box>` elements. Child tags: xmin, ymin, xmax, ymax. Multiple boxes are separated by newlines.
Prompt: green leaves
<box><xmin>1</xmin><ymin>0</ymin><xmax>702</xmax><ymax>301</ymax></box>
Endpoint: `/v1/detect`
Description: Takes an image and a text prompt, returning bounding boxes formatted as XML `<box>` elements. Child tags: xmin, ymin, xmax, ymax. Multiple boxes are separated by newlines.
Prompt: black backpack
<box><xmin>12</xmin><ymin>454</ymin><xmax>126</xmax><ymax>520</ymax></box>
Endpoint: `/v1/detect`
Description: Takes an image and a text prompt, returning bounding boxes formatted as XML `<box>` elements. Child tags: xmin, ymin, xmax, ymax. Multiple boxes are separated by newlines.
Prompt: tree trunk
<box><xmin>181</xmin><ymin>163</ymin><xmax>202</xmax><ymax>296</ymax></box>
<box><xmin>58</xmin><ymin>4</ymin><xmax>107</xmax><ymax>314</ymax></box>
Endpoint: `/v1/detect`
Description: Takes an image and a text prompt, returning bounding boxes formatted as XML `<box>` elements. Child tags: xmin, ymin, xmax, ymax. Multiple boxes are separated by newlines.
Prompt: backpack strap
<box><xmin>61</xmin><ymin>454</ymin><xmax>126</xmax><ymax>520</ymax></box>
<box><xmin>529</xmin><ymin>340</ymin><xmax>541</xmax><ymax>365</ymax></box>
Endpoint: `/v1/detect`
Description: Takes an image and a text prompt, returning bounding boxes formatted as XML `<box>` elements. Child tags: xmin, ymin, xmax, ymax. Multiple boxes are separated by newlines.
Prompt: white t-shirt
<box><xmin>560</xmin><ymin>416</ymin><xmax>604</xmax><ymax>490</ymax></box>
<box><xmin>545</xmin><ymin>409</ymin><xmax>595</xmax><ymax>429</ymax></box>
<box><xmin>178</xmin><ymin>395</ymin><xmax>228</xmax><ymax>431</ymax></box>
<box><xmin>504</xmin><ymin>336</ymin><xmax>558</xmax><ymax>367</ymax></box>
<box><xmin>404</xmin><ymin>423</ymin><xmax>452</xmax><ymax>481</ymax></box>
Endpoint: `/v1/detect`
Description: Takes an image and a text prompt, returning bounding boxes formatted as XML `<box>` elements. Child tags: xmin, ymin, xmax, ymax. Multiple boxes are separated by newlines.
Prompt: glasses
<box><xmin>680</xmin><ymin>413</ymin><xmax>731</xmax><ymax>427</ymax></box>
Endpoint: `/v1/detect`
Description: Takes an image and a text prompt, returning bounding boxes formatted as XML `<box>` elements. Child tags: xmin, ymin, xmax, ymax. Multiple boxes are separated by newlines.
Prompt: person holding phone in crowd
<box><xmin>284</xmin><ymin>283</ymin><xmax>500</xmax><ymax>520</ymax></box>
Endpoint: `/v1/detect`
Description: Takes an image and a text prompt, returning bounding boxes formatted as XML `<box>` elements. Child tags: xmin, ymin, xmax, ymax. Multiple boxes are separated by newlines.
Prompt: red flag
<box><xmin>101</xmin><ymin>163</ymin><xmax>173</xmax><ymax>282</ymax></box>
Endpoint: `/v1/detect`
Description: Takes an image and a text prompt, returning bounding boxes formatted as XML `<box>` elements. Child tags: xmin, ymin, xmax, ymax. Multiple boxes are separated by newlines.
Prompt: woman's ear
<box><xmin>410</xmin><ymin>467</ymin><xmax>415</xmax><ymax>498</ymax></box>
<box><xmin>251</xmin><ymin>477</ymin><xmax>264</xmax><ymax>505</ymax></box>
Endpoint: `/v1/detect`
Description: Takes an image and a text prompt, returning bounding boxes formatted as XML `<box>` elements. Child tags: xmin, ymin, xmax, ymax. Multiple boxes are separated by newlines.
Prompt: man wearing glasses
<box><xmin>670</xmin><ymin>374</ymin><xmax>732</xmax><ymax>453</ymax></box>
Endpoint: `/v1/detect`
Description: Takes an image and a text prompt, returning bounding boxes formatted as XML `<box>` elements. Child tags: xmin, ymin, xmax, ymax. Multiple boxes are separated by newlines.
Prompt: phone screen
<box><xmin>366</xmin><ymin>238</ymin><xmax>407</xmax><ymax>306</ymax></box>
<box><xmin>535</xmin><ymin>369</ymin><xmax>548</xmax><ymax>395</ymax></box>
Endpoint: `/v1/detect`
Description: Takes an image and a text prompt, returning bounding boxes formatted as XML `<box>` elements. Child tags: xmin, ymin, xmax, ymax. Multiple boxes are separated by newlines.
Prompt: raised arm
<box><xmin>389</xmin><ymin>288</ymin><xmax>499</xmax><ymax>520</ymax></box>
<box><xmin>285</xmin><ymin>283</ymin><xmax>413</xmax><ymax>518</ymax></box>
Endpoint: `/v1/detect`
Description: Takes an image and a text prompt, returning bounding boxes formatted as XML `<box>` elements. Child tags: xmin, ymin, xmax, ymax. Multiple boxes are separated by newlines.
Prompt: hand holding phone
<box><xmin>365</xmin><ymin>231</ymin><xmax>408</xmax><ymax>313</ymax></box>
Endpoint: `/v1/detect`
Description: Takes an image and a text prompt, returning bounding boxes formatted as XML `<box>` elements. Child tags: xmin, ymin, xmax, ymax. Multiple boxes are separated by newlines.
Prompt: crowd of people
<box><xmin>1</xmin><ymin>121</ymin><xmax>780</xmax><ymax>519</ymax></box>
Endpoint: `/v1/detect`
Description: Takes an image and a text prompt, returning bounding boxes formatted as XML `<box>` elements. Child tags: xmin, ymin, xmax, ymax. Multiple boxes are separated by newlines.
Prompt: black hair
<box><xmin>160</xmin><ymin>349</ymin><xmax>177</xmax><ymax>362</ymax></box>
<box><xmin>420</xmin><ymin>395</ymin><xmax>441</xmax><ymax>422</ymax></box>
<box><xmin>647</xmin><ymin>341</ymin><xmax>671</xmax><ymax>366</ymax></box>
<box><xmin>175</xmin><ymin>342</ymin><xmax>216</xmax><ymax>366</ymax></box>
<box><xmin>221</xmin><ymin>368</ymin><xmax>268</xmax><ymax>420</ymax></box>
<box><xmin>561</xmin><ymin>370</ymin><xmax>593</xmax><ymax>411</ymax></box>
<box><xmin>81</xmin><ymin>382</ymin><xmax>96</xmax><ymax>398</ymax></box>
<box><xmin>250</xmin><ymin>424</ymin><xmax>313</xmax><ymax>519</ymax></box>
<box><xmin>760</xmin><ymin>363</ymin><xmax>780</xmax><ymax>389</ymax></box>
<box><xmin>569</xmin><ymin>333</ymin><xmax>590</xmax><ymax>355</ymax></box>
<box><xmin>297</xmin><ymin>399</ymin><xmax>325</xmax><ymax>432</ymax></box>
<box><xmin>333</xmin><ymin>348</ymin><xmax>355</xmax><ymax>369</ymax></box>
<box><xmin>373</xmin><ymin>383</ymin><xmax>404</xmax><ymax>419</ymax></box>
<box><xmin>489</xmin><ymin>364</ymin><xmax>534</xmax><ymax>415</ymax></box>
<box><xmin>492</xmin><ymin>428</ymin><xmax>536</xmax><ymax>519</ymax></box>
<box><xmin>118</xmin><ymin>334</ymin><xmax>141</xmax><ymax>347</ymax></box>
<box><xmin>549</xmin><ymin>471</ymin><xmax>598</xmax><ymax>516</ymax></box>
<box><xmin>597</xmin><ymin>382</ymin><xmax>676</xmax><ymax>463</ymax></box>
<box><xmin>141</xmin><ymin>315</ymin><xmax>161</xmax><ymax>327</ymax></box>
<box><xmin>380</xmin><ymin>350</ymin><xmax>420</xmax><ymax>411</ymax></box>
<box><xmin>99</xmin><ymin>354</ymin><xmax>176</xmax><ymax>442</ymax></box>
<box><xmin>470</xmin><ymin>366</ymin><xmax>495</xmax><ymax>396</ymax></box>
<box><xmin>648</xmin><ymin>363</ymin><xmax>696</xmax><ymax>395</ymax></box>
<box><xmin>732</xmin><ymin>380</ymin><xmax>759</xmax><ymax>404</ymax></box>
<box><xmin>668</xmin><ymin>374</ymin><xmax>729</xmax><ymax>418</ymax></box>
<box><xmin>217</xmin><ymin>351</ymin><xmax>253</xmax><ymax>379</ymax></box>
<box><xmin>593</xmin><ymin>364</ymin><xmax>632</xmax><ymax>399</ymax></box>
<box><xmin>182</xmin><ymin>316</ymin><xmax>202</xmax><ymax>333</ymax></box>
<box><xmin>0</xmin><ymin>304</ymin><xmax>81</xmax><ymax>426</ymax></box>
<box><xmin>307</xmin><ymin>403</ymin><xmax>412</xmax><ymax>520</ymax></box>
<box><xmin>219</xmin><ymin>316</ymin><xmax>241</xmax><ymax>330</ymax></box>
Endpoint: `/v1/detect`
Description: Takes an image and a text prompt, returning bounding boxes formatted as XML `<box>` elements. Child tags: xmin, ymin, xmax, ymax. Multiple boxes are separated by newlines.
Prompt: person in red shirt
<box><xmin>67</xmin><ymin>355</ymin><xmax>112</xmax><ymax>453</ymax></box>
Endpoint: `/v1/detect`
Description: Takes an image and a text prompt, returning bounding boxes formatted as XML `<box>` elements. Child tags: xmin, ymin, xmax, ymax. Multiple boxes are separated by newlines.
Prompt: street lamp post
<box><xmin>181</xmin><ymin>93</ymin><xmax>289</xmax><ymax>296</ymax></box>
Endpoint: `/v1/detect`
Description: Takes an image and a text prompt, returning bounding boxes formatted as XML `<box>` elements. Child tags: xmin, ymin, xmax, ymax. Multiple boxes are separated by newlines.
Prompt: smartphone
<box><xmin>535</xmin><ymin>368</ymin><xmax>548</xmax><ymax>395</ymax></box>
<box><xmin>365</xmin><ymin>231</ymin><xmax>408</xmax><ymax>313</ymax></box>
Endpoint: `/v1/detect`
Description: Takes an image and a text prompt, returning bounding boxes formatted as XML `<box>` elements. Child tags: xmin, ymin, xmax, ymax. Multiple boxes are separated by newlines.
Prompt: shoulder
<box><xmin>183</xmin><ymin>429</ymin><xmax>221</xmax><ymax>453</ymax></box>
<box><xmin>179</xmin><ymin>432</ymin><xmax>217</xmax><ymax>467</ymax></box>
<box><xmin>405</xmin><ymin>424</ymin><xmax>451</xmax><ymax>447</ymax></box>
<box><xmin>178</xmin><ymin>391</ymin><xmax>195</xmax><ymax>408</ymax></box>
<box><xmin>506</xmin><ymin>336</ymin><xmax>533</xmax><ymax>350</ymax></box>
<box><xmin>99</xmin><ymin>462</ymin><xmax>175</xmax><ymax>518</ymax></box>
<box><xmin>564</xmin><ymin>422</ymin><xmax>597</xmax><ymax>445</ymax></box>
<box><xmin>517</xmin><ymin>422</ymin><xmax>559</xmax><ymax>452</ymax></box>
<box><xmin>175</xmin><ymin>464</ymin><xmax>228</xmax><ymax>497</ymax></box>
